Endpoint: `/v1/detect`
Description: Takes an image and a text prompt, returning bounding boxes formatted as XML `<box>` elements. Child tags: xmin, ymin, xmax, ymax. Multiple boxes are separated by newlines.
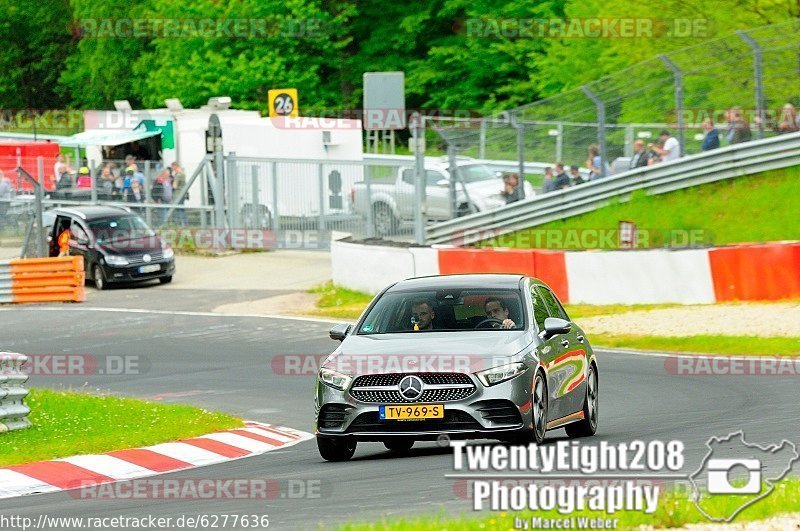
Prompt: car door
<box><xmin>68</xmin><ymin>220</ymin><xmax>92</xmax><ymax>272</ymax></box>
<box><xmin>537</xmin><ymin>286</ymin><xmax>588</xmax><ymax>419</ymax></box>
<box><xmin>529</xmin><ymin>283</ymin><xmax>565</xmax><ymax>422</ymax></box>
<box><xmin>50</xmin><ymin>215</ymin><xmax>72</xmax><ymax>257</ymax></box>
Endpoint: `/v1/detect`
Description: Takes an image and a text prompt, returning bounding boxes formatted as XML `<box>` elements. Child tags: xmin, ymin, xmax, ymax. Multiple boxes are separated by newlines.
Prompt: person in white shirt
<box><xmin>648</xmin><ymin>129</ymin><xmax>680</xmax><ymax>163</ymax></box>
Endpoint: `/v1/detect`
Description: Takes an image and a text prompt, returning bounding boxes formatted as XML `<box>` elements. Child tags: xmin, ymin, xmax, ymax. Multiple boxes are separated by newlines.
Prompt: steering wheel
<box><xmin>474</xmin><ymin>318</ymin><xmax>504</xmax><ymax>329</ymax></box>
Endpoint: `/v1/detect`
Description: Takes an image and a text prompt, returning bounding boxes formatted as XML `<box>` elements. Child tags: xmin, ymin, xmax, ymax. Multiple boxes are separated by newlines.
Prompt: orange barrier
<box><xmin>437</xmin><ymin>248</ymin><xmax>569</xmax><ymax>302</ymax></box>
<box><xmin>0</xmin><ymin>256</ymin><xmax>85</xmax><ymax>304</ymax></box>
<box><xmin>709</xmin><ymin>243</ymin><xmax>800</xmax><ymax>301</ymax></box>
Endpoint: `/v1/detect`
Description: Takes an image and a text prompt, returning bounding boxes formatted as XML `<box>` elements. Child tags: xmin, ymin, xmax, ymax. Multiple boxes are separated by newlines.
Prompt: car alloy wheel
<box><xmin>565</xmin><ymin>364</ymin><xmax>598</xmax><ymax>438</ymax></box>
<box><xmin>532</xmin><ymin>372</ymin><xmax>548</xmax><ymax>444</ymax></box>
<box><xmin>94</xmin><ymin>265</ymin><xmax>106</xmax><ymax>290</ymax></box>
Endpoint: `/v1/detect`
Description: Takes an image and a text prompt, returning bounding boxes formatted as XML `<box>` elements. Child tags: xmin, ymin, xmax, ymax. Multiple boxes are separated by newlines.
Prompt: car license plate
<box><xmin>379</xmin><ymin>404</ymin><xmax>444</xmax><ymax>420</ymax></box>
<box><xmin>138</xmin><ymin>264</ymin><xmax>161</xmax><ymax>274</ymax></box>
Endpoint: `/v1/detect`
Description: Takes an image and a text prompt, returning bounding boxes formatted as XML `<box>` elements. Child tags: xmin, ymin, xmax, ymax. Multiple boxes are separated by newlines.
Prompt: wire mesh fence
<box><xmin>428</xmin><ymin>19</ymin><xmax>800</xmax><ymax>176</ymax></box>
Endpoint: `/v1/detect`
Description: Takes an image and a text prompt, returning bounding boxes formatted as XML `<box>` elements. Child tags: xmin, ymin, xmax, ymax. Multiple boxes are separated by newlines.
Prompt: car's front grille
<box><xmin>126</xmin><ymin>251</ymin><xmax>164</xmax><ymax>265</ymax></box>
<box><xmin>352</xmin><ymin>372</ymin><xmax>472</xmax><ymax>387</ymax></box>
<box><xmin>318</xmin><ymin>404</ymin><xmax>353</xmax><ymax>429</ymax></box>
<box><xmin>350</xmin><ymin>372</ymin><xmax>476</xmax><ymax>403</ymax></box>
<box><xmin>474</xmin><ymin>400</ymin><xmax>523</xmax><ymax>426</ymax></box>
<box><xmin>345</xmin><ymin>410</ymin><xmax>482</xmax><ymax>433</ymax></box>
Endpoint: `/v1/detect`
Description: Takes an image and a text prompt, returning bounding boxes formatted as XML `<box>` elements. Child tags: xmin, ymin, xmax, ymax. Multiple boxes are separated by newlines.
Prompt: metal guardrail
<box><xmin>426</xmin><ymin>131</ymin><xmax>800</xmax><ymax>245</ymax></box>
<box><xmin>0</xmin><ymin>352</ymin><xmax>31</xmax><ymax>432</ymax></box>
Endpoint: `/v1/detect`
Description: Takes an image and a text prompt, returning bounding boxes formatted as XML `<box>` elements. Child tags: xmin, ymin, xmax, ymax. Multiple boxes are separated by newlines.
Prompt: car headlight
<box><xmin>477</xmin><ymin>362</ymin><xmax>528</xmax><ymax>387</ymax></box>
<box><xmin>162</xmin><ymin>246</ymin><xmax>174</xmax><ymax>259</ymax></box>
<box><xmin>104</xmin><ymin>255</ymin><xmax>129</xmax><ymax>266</ymax></box>
<box><xmin>319</xmin><ymin>368</ymin><xmax>352</xmax><ymax>391</ymax></box>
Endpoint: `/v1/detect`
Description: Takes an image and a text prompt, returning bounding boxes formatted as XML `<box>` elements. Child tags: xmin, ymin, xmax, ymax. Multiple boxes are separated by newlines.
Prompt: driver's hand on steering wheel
<box><xmin>501</xmin><ymin>319</ymin><xmax>515</xmax><ymax>329</ymax></box>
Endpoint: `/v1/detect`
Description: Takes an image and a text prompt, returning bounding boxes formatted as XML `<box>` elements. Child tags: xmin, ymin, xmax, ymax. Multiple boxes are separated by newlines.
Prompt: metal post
<box><xmin>659</xmin><ymin>54</ymin><xmax>685</xmax><ymax>156</ymax></box>
<box><xmin>250</xmin><ymin>166</ymin><xmax>259</xmax><ymax>229</ymax></box>
<box><xmin>412</xmin><ymin>113</ymin><xmax>426</xmax><ymax>245</ymax></box>
<box><xmin>737</xmin><ymin>30</ymin><xmax>765</xmax><ymax>139</ymax></box>
<box><xmin>317</xmin><ymin>163</ymin><xmax>326</xmax><ymax>249</ymax></box>
<box><xmin>479</xmin><ymin>119</ymin><xmax>487</xmax><ymax>159</ymax></box>
<box><xmin>365</xmin><ymin>164</ymin><xmax>374</xmax><ymax>238</ymax></box>
<box><xmin>624</xmin><ymin>124</ymin><xmax>634</xmax><ymax>157</ymax></box>
<box><xmin>34</xmin><ymin>158</ymin><xmax>45</xmax><ymax>257</ymax></box>
<box><xmin>226</xmin><ymin>152</ymin><xmax>238</xmax><ymax>229</ymax></box>
<box><xmin>581</xmin><ymin>85</ymin><xmax>607</xmax><ymax>178</ymax></box>
<box><xmin>507</xmin><ymin>113</ymin><xmax>526</xmax><ymax>199</ymax></box>
<box><xmin>90</xmin><ymin>160</ymin><xmax>98</xmax><ymax>203</ymax></box>
<box><xmin>271</xmin><ymin>161</ymin><xmax>280</xmax><ymax>244</ymax></box>
<box><xmin>447</xmin><ymin>143</ymin><xmax>458</xmax><ymax>218</ymax></box>
<box><xmin>144</xmin><ymin>160</ymin><xmax>152</xmax><ymax>226</ymax></box>
<box><xmin>556</xmin><ymin>122</ymin><xmax>564</xmax><ymax>162</ymax></box>
<box><xmin>213</xmin><ymin>150</ymin><xmax>225</xmax><ymax>229</ymax></box>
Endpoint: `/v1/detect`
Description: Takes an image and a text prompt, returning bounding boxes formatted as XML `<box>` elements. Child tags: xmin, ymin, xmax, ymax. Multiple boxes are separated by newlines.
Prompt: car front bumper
<box><xmin>314</xmin><ymin>370</ymin><xmax>535</xmax><ymax>442</ymax></box>
<box><xmin>102</xmin><ymin>259</ymin><xmax>176</xmax><ymax>283</ymax></box>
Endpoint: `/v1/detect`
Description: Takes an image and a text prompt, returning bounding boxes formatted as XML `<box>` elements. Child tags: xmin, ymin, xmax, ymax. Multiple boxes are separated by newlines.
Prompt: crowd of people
<box><xmin>52</xmin><ymin>153</ymin><xmax>188</xmax><ymax>225</ymax></box>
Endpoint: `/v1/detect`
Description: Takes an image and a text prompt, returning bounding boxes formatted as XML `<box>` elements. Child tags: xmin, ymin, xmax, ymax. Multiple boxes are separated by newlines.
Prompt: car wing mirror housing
<box><xmin>329</xmin><ymin>323</ymin><xmax>352</xmax><ymax>341</ymax></box>
<box><xmin>541</xmin><ymin>317</ymin><xmax>571</xmax><ymax>340</ymax></box>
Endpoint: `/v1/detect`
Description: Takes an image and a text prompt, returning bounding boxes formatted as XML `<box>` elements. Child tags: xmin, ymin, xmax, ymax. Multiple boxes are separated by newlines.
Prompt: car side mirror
<box><xmin>77</xmin><ymin>236</ymin><xmax>89</xmax><ymax>245</ymax></box>
<box><xmin>329</xmin><ymin>323</ymin><xmax>352</xmax><ymax>341</ymax></box>
<box><xmin>541</xmin><ymin>317</ymin><xmax>571</xmax><ymax>340</ymax></box>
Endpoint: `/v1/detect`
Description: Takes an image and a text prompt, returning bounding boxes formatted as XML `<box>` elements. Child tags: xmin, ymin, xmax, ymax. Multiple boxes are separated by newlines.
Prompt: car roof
<box><xmin>387</xmin><ymin>273</ymin><xmax>527</xmax><ymax>292</ymax></box>
<box><xmin>47</xmin><ymin>205</ymin><xmax>134</xmax><ymax>220</ymax></box>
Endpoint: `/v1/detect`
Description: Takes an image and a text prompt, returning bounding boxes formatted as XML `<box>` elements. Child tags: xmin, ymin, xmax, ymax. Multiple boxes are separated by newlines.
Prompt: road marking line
<box><xmin>106</xmin><ymin>449</ymin><xmax>192</xmax><ymax>473</ymax></box>
<box><xmin>6</xmin><ymin>461</ymin><xmax>115</xmax><ymax>490</ymax></box>
<box><xmin>56</xmin><ymin>455</ymin><xmax>155</xmax><ymax>480</ymax></box>
<box><xmin>0</xmin><ymin>306</ymin><xmax>347</xmax><ymax>324</ymax></box>
<box><xmin>144</xmin><ymin>442</ymin><xmax>229</xmax><ymax>466</ymax></box>
<box><xmin>199</xmin><ymin>432</ymin><xmax>280</xmax><ymax>453</ymax></box>
<box><xmin>0</xmin><ymin>469</ymin><xmax>60</xmax><ymax>498</ymax></box>
<box><xmin>240</xmin><ymin>427</ymin><xmax>295</xmax><ymax>443</ymax></box>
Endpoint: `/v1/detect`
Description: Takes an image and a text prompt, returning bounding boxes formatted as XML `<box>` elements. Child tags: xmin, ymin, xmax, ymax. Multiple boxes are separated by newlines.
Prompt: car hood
<box><xmin>325</xmin><ymin>330</ymin><xmax>534</xmax><ymax>374</ymax></box>
<box><xmin>98</xmin><ymin>237</ymin><xmax>164</xmax><ymax>256</ymax></box>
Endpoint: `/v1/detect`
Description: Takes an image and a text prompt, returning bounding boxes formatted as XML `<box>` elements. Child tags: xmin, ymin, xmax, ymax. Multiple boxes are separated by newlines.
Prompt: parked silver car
<box><xmin>315</xmin><ymin>274</ymin><xmax>598</xmax><ymax>461</ymax></box>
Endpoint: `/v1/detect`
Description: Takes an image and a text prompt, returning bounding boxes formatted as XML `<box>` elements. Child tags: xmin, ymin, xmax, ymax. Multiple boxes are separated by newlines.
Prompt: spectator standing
<box><xmin>553</xmin><ymin>162</ymin><xmax>570</xmax><ymax>190</ymax></box>
<box><xmin>76</xmin><ymin>166</ymin><xmax>91</xmax><ymax>188</ymax></box>
<box><xmin>53</xmin><ymin>153</ymin><xmax>75</xmax><ymax>184</ymax></box>
<box><xmin>500</xmin><ymin>173</ymin><xmax>523</xmax><ymax>204</ymax></box>
<box><xmin>541</xmin><ymin>167</ymin><xmax>557</xmax><ymax>193</ymax></box>
<box><xmin>569</xmin><ymin>165</ymin><xmax>585</xmax><ymax>185</ymax></box>
<box><xmin>171</xmin><ymin>162</ymin><xmax>188</xmax><ymax>227</ymax></box>
<box><xmin>629</xmin><ymin>140</ymin><xmax>649</xmax><ymax>169</ymax></box>
<box><xmin>648</xmin><ymin>130</ymin><xmax>680</xmax><ymax>163</ymax></box>
<box><xmin>586</xmin><ymin>144</ymin><xmax>609</xmax><ymax>179</ymax></box>
<box><xmin>726</xmin><ymin>107</ymin><xmax>752</xmax><ymax>144</ymax></box>
<box><xmin>778</xmin><ymin>103</ymin><xmax>800</xmax><ymax>134</ymax></box>
<box><xmin>701</xmin><ymin>119</ymin><xmax>720</xmax><ymax>151</ymax></box>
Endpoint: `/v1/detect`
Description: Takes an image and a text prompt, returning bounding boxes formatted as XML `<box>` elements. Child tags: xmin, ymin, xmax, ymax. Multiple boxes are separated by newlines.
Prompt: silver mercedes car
<box><xmin>314</xmin><ymin>274</ymin><xmax>598</xmax><ymax>461</ymax></box>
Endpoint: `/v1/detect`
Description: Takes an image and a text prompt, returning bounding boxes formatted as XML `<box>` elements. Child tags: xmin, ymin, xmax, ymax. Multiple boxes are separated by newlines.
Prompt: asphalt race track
<box><xmin>1</xmin><ymin>293</ymin><xmax>798</xmax><ymax>529</ymax></box>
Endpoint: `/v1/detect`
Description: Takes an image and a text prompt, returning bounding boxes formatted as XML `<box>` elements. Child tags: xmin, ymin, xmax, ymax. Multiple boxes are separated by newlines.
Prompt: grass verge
<box><xmin>592</xmin><ymin>334</ymin><xmax>800</xmax><ymax>356</ymax></box>
<box><xmin>481</xmin><ymin>165</ymin><xmax>800</xmax><ymax>249</ymax></box>
<box><xmin>308</xmin><ymin>282</ymin><xmax>374</xmax><ymax>320</ymax></box>
<box><xmin>339</xmin><ymin>478</ymin><xmax>800</xmax><ymax>530</ymax></box>
<box><xmin>0</xmin><ymin>389</ymin><xmax>242</xmax><ymax>467</ymax></box>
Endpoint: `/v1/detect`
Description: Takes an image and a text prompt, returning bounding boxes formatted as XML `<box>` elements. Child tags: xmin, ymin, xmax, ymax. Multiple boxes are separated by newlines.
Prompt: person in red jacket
<box><xmin>57</xmin><ymin>227</ymin><xmax>70</xmax><ymax>257</ymax></box>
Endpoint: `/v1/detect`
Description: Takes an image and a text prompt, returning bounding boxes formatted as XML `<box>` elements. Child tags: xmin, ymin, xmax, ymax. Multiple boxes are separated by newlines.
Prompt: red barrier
<box><xmin>709</xmin><ymin>243</ymin><xmax>800</xmax><ymax>301</ymax></box>
<box><xmin>437</xmin><ymin>248</ymin><xmax>569</xmax><ymax>303</ymax></box>
<box><xmin>531</xmin><ymin>250</ymin><xmax>569</xmax><ymax>303</ymax></box>
<box><xmin>438</xmin><ymin>248</ymin><xmax>535</xmax><ymax>276</ymax></box>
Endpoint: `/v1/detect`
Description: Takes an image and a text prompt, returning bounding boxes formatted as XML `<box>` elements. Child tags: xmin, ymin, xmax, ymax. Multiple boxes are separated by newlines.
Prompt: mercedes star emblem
<box><xmin>398</xmin><ymin>375</ymin><xmax>424</xmax><ymax>401</ymax></box>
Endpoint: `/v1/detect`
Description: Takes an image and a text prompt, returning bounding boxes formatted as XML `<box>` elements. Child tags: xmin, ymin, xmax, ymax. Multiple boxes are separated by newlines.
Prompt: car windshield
<box><xmin>358</xmin><ymin>288</ymin><xmax>525</xmax><ymax>334</ymax></box>
<box><xmin>454</xmin><ymin>164</ymin><xmax>498</xmax><ymax>183</ymax></box>
<box><xmin>88</xmin><ymin>215</ymin><xmax>155</xmax><ymax>243</ymax></box>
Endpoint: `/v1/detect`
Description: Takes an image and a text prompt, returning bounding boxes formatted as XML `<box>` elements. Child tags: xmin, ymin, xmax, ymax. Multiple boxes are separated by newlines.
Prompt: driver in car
<box><xmin>411</xmin><ymin>299</ymin><xmax>436</xmax><ymax>331</ymax></box>
<box><xmin>484</xmin><ymin>297</ymin><xmax>516</xmax><ymax>329</ymax></box>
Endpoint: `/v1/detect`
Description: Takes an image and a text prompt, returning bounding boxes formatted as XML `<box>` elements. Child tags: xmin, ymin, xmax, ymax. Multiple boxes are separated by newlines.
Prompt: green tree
<box><xmin>0</xmin><ymin>0</ymin><xmax>76</xmax><ymax>108</ymax></box>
